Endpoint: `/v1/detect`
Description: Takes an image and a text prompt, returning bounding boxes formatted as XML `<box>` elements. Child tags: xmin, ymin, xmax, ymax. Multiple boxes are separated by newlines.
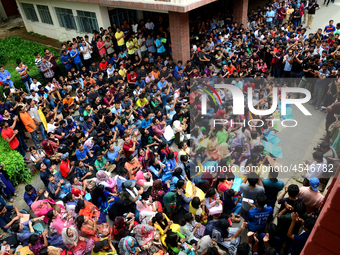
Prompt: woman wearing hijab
<box><xmin>62</xmin><ymin>227</ymin><xmax>94</xmax><ymax>255</ymax></box>
<box><xmin>118</xmin><ymin>236</ymin><xmax>141</xmax><ymax>255</ymax></box>
<box><xmin>108</xmin><ymin>199</ymin><xmax>130</xmax><ymax>222</ymax></box>
<box><xmin>136</xmin><ymin>199</ymin><xmax>162</xmax><ymax>224</ymax></box>
<box><xmin>151</xmin><ymin>180</ymin><xmax>170</xmax><ymax>206</ymax></box>
<box><xmin>133</xmin><ymin>224</ymin><xmax>162</xmax><ymax>254</ymax></box>
<box><xmin>113</xmin><ymin>215</ymin><xmax>135</xmax><ymax>241</ymax></box>
<box><xmin>96</xmin><ymin>170</ymin><xmax>116</xmax><ymax>192</ymax></box>
<box><xmin>135</xmin><ymin>170</ymin><xmax>153</xmax><ymax>191</ymax></box>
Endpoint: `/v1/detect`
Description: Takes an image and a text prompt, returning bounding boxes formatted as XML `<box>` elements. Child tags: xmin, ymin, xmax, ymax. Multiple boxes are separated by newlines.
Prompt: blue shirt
<box><xmin>61</xmin><ymin>55</ymin><xmax>72</xmax><ymax>69</ymax></box>
<box><xmin>0</xmin><ymin>70</ymin><xmax>11</xmax><ymax>83</ymax></box>
<box><xmin>141</xmin><ymin>118</ymin><xmax>152</xmax><ymax>128</ymax></box>
<box><xmin>174</xmin><ymin>65</ymin><xmax>183</xmax><ymax>78</ymax></box>
<box><xmin>265</xmin><ymin>11</ymin><xmax>275</xmax><ymax>22</ymax></box>
<box><xmin>262</xmin><ymin>178</ymin><xmax>284</xmax><ymax>205</ymax></box>
<box><xmin>157</xmin><ymin>80</ymin><xmax>167</xmax><ymax>90</ymax></box>
<box><xmin>135</xmin><ymin>80</ymin><xmax>146</xmax><ymax>88</ymax></box>
<box><xmin>76</xmin><ymin>145</ymin><xmax>89</xmax><ymax>160</ymax></box>
<box><xmin>150</xmin><ymin>162</ymin><xmax>163</xmax><ymax>178</ymax></box>
<box><xmin>247</xmin><ymin>206</ymin><xmax>273</xmax><ymax>231</ymax></box>
<box><xmin>24</xmin><ymin>188</ymin><xmax>37</xmax><ymax>207</ymax></box>
<box><xmin>70</xmin><ymin>49</ymin><xmax>81</xmax><ymax>64</ymax></box>
<box><xmin>118</xmin><ymin>124</ymin><xmax>128</xmax><ymax>137</ymax></box>
<box><xmin>155</xmin><ymin>38</ymin><xmax>166</xmax><ymax>53</ymax></box>
<box><xmin>107</xmin><ymin>146</ymin><xmax>120</xmax><ymax>163</ymax></box>
<box><xmin>146</xmin><ymin>37</ymin><xmax>156</xmax><ymax>53</ymax></box>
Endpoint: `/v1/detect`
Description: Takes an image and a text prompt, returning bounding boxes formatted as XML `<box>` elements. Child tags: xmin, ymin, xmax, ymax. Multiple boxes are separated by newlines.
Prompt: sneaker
<box><xmin>321</xmin><ymin>106</ymin><xmax>327</xmax><ymax>110</ymax></box>
<box><xmin>309</xmin><ymin>102</ymin><xmax>314</xmax><ymax>105</ymax></box>
<box><xmin>315</xmin><ymin>106</ymin><xmax>319</xmax><ymax>110</ymax></box>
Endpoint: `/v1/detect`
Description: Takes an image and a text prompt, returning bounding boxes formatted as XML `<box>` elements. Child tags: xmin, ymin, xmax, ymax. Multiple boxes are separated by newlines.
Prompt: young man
<box><xmin>24</xmin><ymin>185</ymin><xmax>44</xmax><ymax>207</ymax></box>
<box><xmin>19</xmin><ymin>106</ymin><xmax>41</xmax><ymax>149</ymax></box>
<box><xmin>262</xmin><ymin>169</ymin><xmax>284</xmax><ymax>208</ymax></box>
<box><xmin>94</xmin><ymin>152</ymin><xmax>116</xmax><ymax>173</ymax></box>
<box><xmin>247</xmin><ymin>193</ymin><xmax>274</xmax><ymax>232</ymax></box>
<box><xmin>0</xmin><ymin>204</ymin><xmax>23</xmax><ymax>232</ymax></box>
<box><xmin>277</xmin><ymin>184</ymin><xmax>302</xmax><ymax>215</ymax></box>
<box><xmin>47</xmin><ymin>175</ymin><xmax>70</xmax><ymax>199</ymax></box>
<box><xmin>240</xmin><ymin>173</ymin><xmax>265</xmax><ymax>220</ymax></box>
<box><xmin>287</xmin><ymin>214</ymin><xmax>316</xmax><ymax>255</ymax></box>
<box><xmin>298</xmin><ymin>177</ymin><xmax>324</xmax><ymax>214</ymax></box>
<box><xmin>16</xmin><ymin>59</ymin><xmax>32</xmax><ymax>94</ymax></box>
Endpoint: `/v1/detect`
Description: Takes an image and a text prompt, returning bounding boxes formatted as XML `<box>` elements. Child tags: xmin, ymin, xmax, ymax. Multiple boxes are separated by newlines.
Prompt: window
<box><xmin>109</xmin><ymin>8</ymin><xmax>137</xmax><ymax>28</ymax></box>
<box><xmin>37</xmin><ymin>5</ymin><xmax>53</xmax><ymax>25</ymax></box>
<box><xmin>21</xmin><ymin>3</ymin><xmax>39</xmax><ymax>22</ymax></box>
<box><xmin>55</xmin><ymin>7</ymin><xmax>76</xmax><ymax>30</ymax></box>
<box><xmin>76</xmin><ymin>10</ymin><xmax>99</xmax><ymax>33</ymax></box>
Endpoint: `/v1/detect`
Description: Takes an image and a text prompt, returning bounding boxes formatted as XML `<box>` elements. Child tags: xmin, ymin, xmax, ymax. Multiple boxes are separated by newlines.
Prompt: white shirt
<box><xmin>131</xmin><ymin>23</ymin><xmax>138</xmax><ymax>34</ymax></box>
<box><xmin>30</xmin><ymin>82</ymin><xmax>41</xmax><ymax>92</ymax></box>
<box><xmin>145</xmin><ymin>22</ymin><xmax>154</xmax><ymax>30</ymax></box>
<box><xmin>306</xmin><ymin>158</ymin><xmax>328</xmax><ymax>180</ymax></box>
<box><xmin>47</xmin><ymin>123</ymin><xmax>57</xmax><ymax>133</ymax></box>
<box><xmin>29</xmin><ymin>93</ymin><xmax>40</xmax><ymax>103</ymax></box>
<box><xmin>80</xmin><ymin>43</ymin><xmax>92</xmax><ymax>60</ymax></box>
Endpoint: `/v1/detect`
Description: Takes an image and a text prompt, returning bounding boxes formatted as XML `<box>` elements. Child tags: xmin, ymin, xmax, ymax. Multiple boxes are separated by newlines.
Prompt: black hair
<box><xmin>320</xmin><ymin>141</ymin><xmax>330</xmax><ymax>150</ymax></box>
<box><xmin>176</xmin><ymin>179</ymin><xmax>186</xmax><ymax>190</ymax></box>
<box><xmin>304</xmin><ymin>216</ymin><xmax>317</xmax><ymax>231</ymax></box>
<box><xmin>39</xmin><ymin>248</ymin><xmax>48</xmax><ymax>255</ymax></box>
<box><xmin>11</xmin><ymin>222</ymin><xmax>20</xmax><ymax>233</ymax></box>
<box><xmin>152</xmin><ymin>212</ymin><xmax>168</xmax><ymax>230</ymax></box>
<box><xmin>287</xmin><ymin>184</ymin><xmax>300</xmax><ymax>197</ymax></box>
<box><xmin>91</xmin><ymin>184</ymin><xmax>106</xmax><ymax>207</ymax></box>
<box><xmin>165</xmin><ymin>230</ymin><xmax>179</xmax><ymax>247</ymax></box>
<box><xmin>75</xmin><ymin>199</ymin><xmax>85</xmax><ymax>213</ymax></box>
<box><xmin>293</xmin><ymin>200</ymin><xmax>306</xmax><ymax>217</ymax></box>
<box><xmin>191</xmin><ymin>197</ymin><xmax>201</xmax><ymax>209</ymax></box>
<box><xmin>267</xmin><ymin>223</ymin><xmax>277</xmax><ymax>238</ymax></box>
<box><xmin>93</xmin><ymin>240</ymin><xmax>106</xmax><ymax>253</ymax></box>
<box><xmin>205</xmin><ymin>188</ymin><xmax>216</xmax><ymax>198</ymax></box>
<box><xmin>179</xmin><ymin>212</ymin><xmax>194</xmax><ymax>226</ymax></box>
<box><xmin>46</xmin><ymin>209</ymin><xmax>55</xmax><ymax>227</ymax></box>
<box><xmin>248</xmin><ymin>172</ymin><xmax>259</xmax><ymax>186</ymax></box>
<box><xmin>256</xmin><ymin>193</ymin><xmax>267</xmax><ymax>207</ymax></box>
<box><xmin>237</xmin><ymin>243</ymin><xmax>251</xmax><ymax>255</ymax></box>
<box><xmin>25</xmin><ymin>184</ymin><xmax>34</xmax><ymax>192</ymax></box>
<box><xmin>29</xmin><ymin>234</ymin><xmax>39</xmax><ymax>245</ymax></box>
<box><xmin>63</xmin><ymin>192</ymin><xmax>73</xmax><ymax>204</ymax></box>
<box><xmin>75</xmin><ymin>215</ymin><xmax>85</xmax><ymax>230</ymax></box>
<box><xmin>264</xmin><ymin>247</ymin><xmax>277</xmax><ymax>255</ymax></box>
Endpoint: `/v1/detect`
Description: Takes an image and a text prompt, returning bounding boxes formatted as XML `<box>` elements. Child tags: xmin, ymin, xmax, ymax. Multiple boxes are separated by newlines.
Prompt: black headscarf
<box><xmin>108</xmin><ymin>199</ymin><xmax>129</xmax><ymax>221</ymax></box>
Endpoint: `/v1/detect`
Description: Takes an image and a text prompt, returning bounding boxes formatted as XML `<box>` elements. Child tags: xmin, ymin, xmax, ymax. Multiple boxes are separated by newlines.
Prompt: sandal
<box><xmin>14</xmin><ymin>193</ymin><xmax>19</xmax><ymax>197</ymax></box>
<box><xmin>9</xmin><ymin>199</ymin><xmax>16</xmax><ymax>203</ymax></box>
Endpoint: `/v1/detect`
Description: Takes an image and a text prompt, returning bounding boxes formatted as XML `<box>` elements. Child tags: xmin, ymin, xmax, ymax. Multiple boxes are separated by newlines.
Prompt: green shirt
<box><xmin>95</xmin><ymin>157</ymin><xmax>108</xmax><ymax>171</ymax></box>
<box><xmin>335</xmin><ymin>29</ymin><xmax>340</xmax><ymax>35</ymax></box>
<box><xmin>83</xmin><ymin>110</ymin><xmax>91</xmax><ymax>117</ymax></box>
<box><xmin>217</xmin><ymin>129</ymin><xmax>230</xmax><ymax>144</ymax></box>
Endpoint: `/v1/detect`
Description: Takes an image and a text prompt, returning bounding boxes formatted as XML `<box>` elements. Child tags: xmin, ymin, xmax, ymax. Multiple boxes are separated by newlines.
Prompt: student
<box><xmin>262</xmin><ymin>169</ymin><xmax>284</xmax><ymax>208</ymax></box>
<box><xmin>23</xmin><ymin>185</ymin><xmax>44</xmax><ymax>207</ymax></box>
<box><xmin>298</xmin><ymin>177</ymin><xmax>324</xmax><ymax>214</ymax></box>
<box><xmin>247</xmin><ymin>193</ymin><xmax>273</xmax><ymax>232</ymax></box>
<box><xmin>240</xmin><ymin>173</ymin><xmax>265</xmax><ymax>220</ymax></box>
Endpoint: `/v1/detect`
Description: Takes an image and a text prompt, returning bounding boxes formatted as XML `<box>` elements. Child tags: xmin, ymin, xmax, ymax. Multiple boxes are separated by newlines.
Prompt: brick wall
<box><xmin>169</xmin><ymin>11</ymin><xmax>190</xmax><ymax>63</ymax></box>
<box><xmin>301</xmin><ymin>169</ymin><xmax>340</xmax><ymax>254</ymax></box>
<box><xmin>233</xmin><ymin>0</ymin><xmax>248</xmax><ymax>27</ymax></box>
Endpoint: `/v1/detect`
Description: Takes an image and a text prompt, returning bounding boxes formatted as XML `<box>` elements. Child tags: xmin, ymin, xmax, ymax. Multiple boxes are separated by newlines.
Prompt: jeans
<box><xmin>204</xmin><ymin>108</ymin><xmax>215</xmax><ymax>118</ymax></box>
<box><xmin>134</xmin><ymin>119</ymin><xmax>142</xmax><ymax>130</ymax></box>
<box><xmin>23</xmin><ymin>78</ymin><xmax>33</xmax><ymax>95</ymax></box>
<box><xmin>30</xmin><ymin>131</ymin><xmax>41</xmax><ymax>148</ymax></box>
<box><xmin>15</xmin><ymin>146</ymin><xmax>26</xmax><ymax>158</ymax></box>
<box><xmin>225</xmin><ymin>198</ymin><xmax>242</xmax><ymax>216</ymax></box>
<box><xmin>39</xmin><ymin>124</ymin><xmax>46</xmax><ymax>140</ymax></box>
<box><xmin>275</xmin><ymin>19</ymin><xmax>283</xmax><ymax>28</ymax></box>
<box><xmin>54</xmin><ymin>170</ymin><xmax>64</xmax><ymax>181</ymax></box>
<box><xmin>266</xmin><ymin>21</ymin><xmax>273</xmax><ymax>29</ymax></box>
<box><xmin>42</xmin><ymin>158</ymin><xmax>51</xmax><ymax>168</ymax></box>
<box><xmin>118</xmin><ymin>45</ymin><xmax>126</xmax><ymax>52</ymax></box>
<box><xmin>17</xmin><ymin>133</ymin><xmax>28</xmax><ymax>151</ymax></box>
<box><xmin>273</xmin><ymin>68</ymin><xmax>281</xmax><ymax>78</ymax></box>
<box><xmin>74</xmin><ymin>61</ymin><xmax>83</xmax><ymax>71</ymax></box>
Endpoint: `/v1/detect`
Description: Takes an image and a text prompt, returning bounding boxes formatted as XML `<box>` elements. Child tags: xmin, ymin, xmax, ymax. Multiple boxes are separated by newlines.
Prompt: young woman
<box><xmin>151</xmin><ymin>179</ymin><xmax>170</xmax><ymax>206</ymax></box>
<box><xmin>75</xmin><ymin>215</ymin><xmax>100</xmax><ymax>242</ymax></box>
<box><xmin>179</xmin><ymin>212</ymin><xmax>201</xmax><ymax>244</ymax></box>
<box><xmin>133</xmin><ymin>224</ymin><xmax>162</xmax><ymax>254</ymax></box>
<box><xmin>46</xmin><ymin>209</ymin><xmax>74</xmax><ymax>235</ymax></box>
<box><xmin>75</xmin><ymin>199</ymin><xmax>107</xmax><ymax>224</ymax></box>
<box><xmin>118</xmin><ymin>236</ymin><xmax>141</xmax><ymax>255</ymax></box>
<box><xmin>91</xmin><ymin>184</ymin><xmax>119</xmax><ymax>214</ymax></box>
<box><xmin>205</xmin><ymin>188</ymin><xmax>222</xmax><ymax>219</ymax></box>
<box><xmin>62</xmin><ymin>227</ymin><xmax>94</xmax><ymax>255</ymax></box>
<box><xmin>63</xmin><ymin>193</ymin><xmax>79</xmax><ymax>217</ymax></box>
<box><xmin>29</xmin><ymin>146</ymin><xmax>51</xmax><ymax>168</ymax></box>
<box><xmin>189</xmin><ymin>197</ymin><xmax>208</xmax><ymax>224</ymax></box>
<box><xmin>165</xmin><ymin>230</ymin><xmax>195</xmax><ymax>255</ymax></box>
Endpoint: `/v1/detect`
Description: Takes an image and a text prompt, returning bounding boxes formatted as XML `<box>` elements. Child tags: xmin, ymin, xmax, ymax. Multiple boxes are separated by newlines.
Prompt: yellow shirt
<box><xmin>119</xmin><ymin>68</ymin><xmax>127</xmax><ymax>79</ymax></box>
<box><xmin>115</xmin><ymin>31</ymin><xmax>124</xmax><ymax>46</ymax></box>
<box><xmin>126</xmin><ymin>41</ymin><xmax>135</xmax><ymax>55</ymax></box>
<box><xmin>132</xmin><ymin>37</ymin><xmax>139</xmax><ymax>50</ymax></box>
<box><xmin>135</xmin><ymin>98</ymin><xmax>148</xmax><ymax>107</ymax></box>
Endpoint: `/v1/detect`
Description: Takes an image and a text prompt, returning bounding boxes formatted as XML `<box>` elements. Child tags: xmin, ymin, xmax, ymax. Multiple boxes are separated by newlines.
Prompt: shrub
<box><xmin>0</xmin><ymin>36</ymin><xmax>65</xmax><ymax>91</ymax></box>
<box><xmin>0</xmin><ymin>136</ymin><xmax>31</xmax><ymax>185</ymax></box>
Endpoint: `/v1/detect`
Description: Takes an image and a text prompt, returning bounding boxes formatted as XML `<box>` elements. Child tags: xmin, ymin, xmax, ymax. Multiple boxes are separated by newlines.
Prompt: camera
<box><xmin>313</xmin><ymin>144</ymin><xmax>321</xmax><ymax>151</ymax></box>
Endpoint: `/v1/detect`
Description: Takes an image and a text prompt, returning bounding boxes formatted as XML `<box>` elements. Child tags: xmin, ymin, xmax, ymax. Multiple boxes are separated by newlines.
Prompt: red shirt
<box><xmin>123</xmin><ymin>140</ymin><xmax>134</xmax><ymax>158</ymax></box>
<box><xmin>99</xmin><ymin>61</ymin><xmax>108</xmax><ymax>72</ymax></box>
<box><xmin>60</xmin><ymin>159</ymin><xmax>70</xmax><ymax>178</ymax></box>
<box><xmin>127</xmin><ymin>72</ymin><xmax>137</xmax><ymax>83</ymax></box>
<box><xmin>1</xmin><ymin>127</ymin><xmax>19</xmax><ymax>150</ymax></box>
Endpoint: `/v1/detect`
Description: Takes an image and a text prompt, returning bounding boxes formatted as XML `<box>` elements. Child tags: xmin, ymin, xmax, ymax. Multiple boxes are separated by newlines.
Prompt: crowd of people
<box><xmin>0</xmin><ymin>0</ymin><xmax>338</xmax><ymax>254</ymax></box>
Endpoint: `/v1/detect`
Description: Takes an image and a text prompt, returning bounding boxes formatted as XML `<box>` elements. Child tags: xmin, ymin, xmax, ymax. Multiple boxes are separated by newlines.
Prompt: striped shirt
<box><xmin>16</xmin><ymin>64</ymin><xmax>29</xmax><ymax>80</ymax></box>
